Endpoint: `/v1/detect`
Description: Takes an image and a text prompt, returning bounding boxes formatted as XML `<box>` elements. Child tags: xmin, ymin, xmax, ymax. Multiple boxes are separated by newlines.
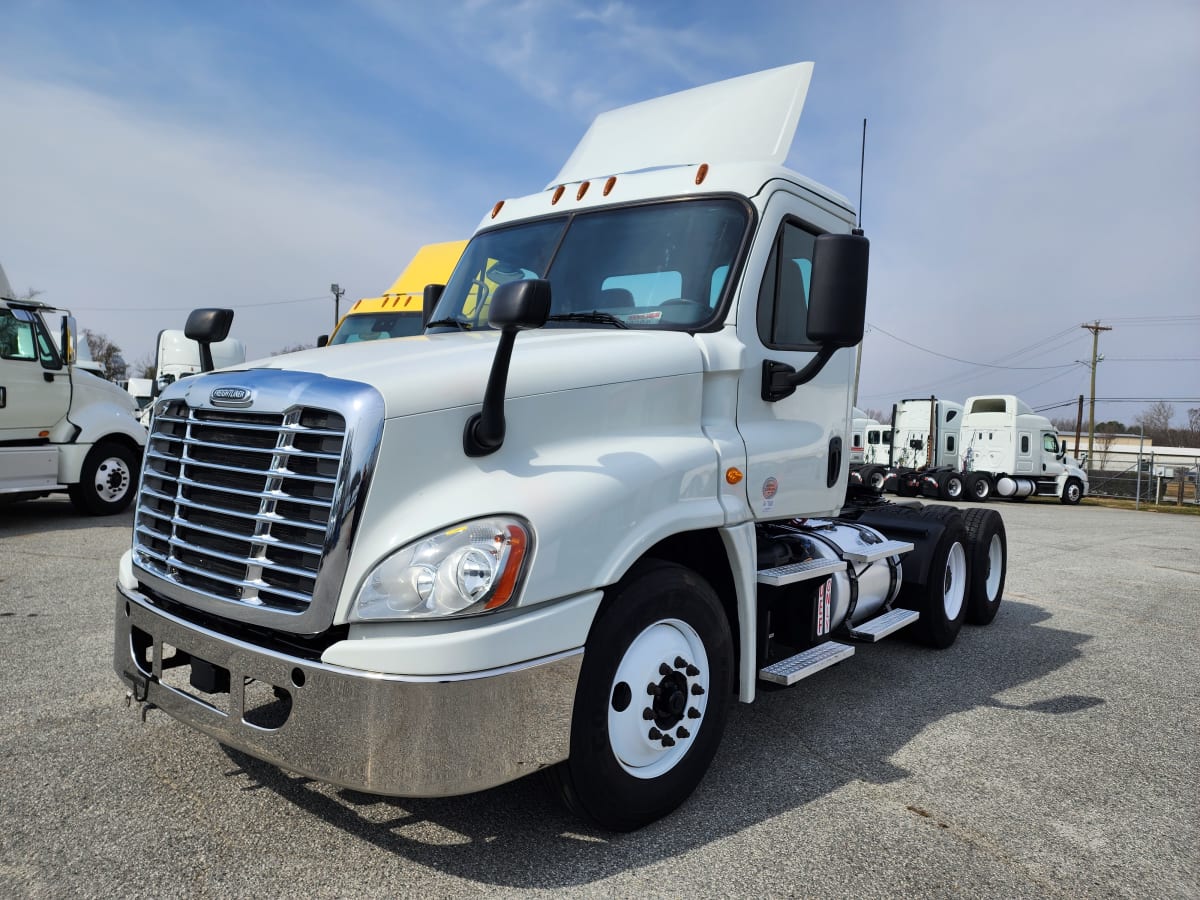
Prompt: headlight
<box><xmin>351</xmin><ymin>517</ymin><xmax>531</xmax><ymax>621</ymax></box>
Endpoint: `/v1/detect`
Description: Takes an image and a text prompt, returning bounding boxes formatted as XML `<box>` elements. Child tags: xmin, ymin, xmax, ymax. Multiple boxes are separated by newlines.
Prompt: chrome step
<box><xmin>846</xmin><ymin>607</ymin><xmax>919</xmax><ymax>642</ymax></box>
<box><xmin>842</xmin><ymin>539</ymin><xmax>913</xmax><ymax>564</ymax></box>
<box><xmin>758</xmin><ymin>641</ymin><xmax>855</xmax><ymax>686</ymax></box>
<box><xmin>757</xmin><ymin>558</ymin><xmax>844</xmax><ymax>587</ymax></box>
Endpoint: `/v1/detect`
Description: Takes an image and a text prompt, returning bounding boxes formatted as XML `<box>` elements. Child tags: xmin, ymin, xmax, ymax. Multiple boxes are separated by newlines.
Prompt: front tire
<box><xmin>1060</xmin><ymin>478</ymin><xmax>1083</xmax><ymax>505</ymax></box>
<box><xmin>552</xmin><ymin>560</ymin><xmax>733</xmax><ymax>831</ymax></box>
<box><xmin>68</xmin><ymin>440</ymin><xmax>139</xmax><ymax>515</ymax></box>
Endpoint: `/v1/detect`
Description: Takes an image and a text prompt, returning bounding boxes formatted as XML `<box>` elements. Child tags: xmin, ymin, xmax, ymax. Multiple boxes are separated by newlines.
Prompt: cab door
<box><xmin>1041</xmin><ymin>431</ymin><xmax>1066</xmax><ymax>476</ymax></box>
<box><xmin>0</xmin><ymin>307</ymin><xmax>70</xmax><ymax>442</ymax></box>
<box><xmin>734</xmin><ymin>189</ymin><xmax>857</xmax><ymax>519</ymax></box>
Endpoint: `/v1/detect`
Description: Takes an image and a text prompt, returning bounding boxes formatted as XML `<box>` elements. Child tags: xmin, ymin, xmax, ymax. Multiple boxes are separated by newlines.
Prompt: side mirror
<box><xmin>762</xmin><ymin>232</ymin><xmax>869</xmax><ymax>401</ymax></box>
<box><xmin>60</xmin><ymin>315</ymin><xmax>78</xmax><ymax>367</ymax></box>
<box><xmin>463</xmin><ymin>279</ymin><xmax>551</xmax><ymax>457</ymax></box>
<box><xmin>184</xmin><ymin>308</ymin><xmax>234</xmax><ymax>373</ymax></box>
<box><xmin>316</xmin><ymin>334</ymin><xmax>329</xmax><ymax>348</ymax></box>
<box><xmin>422</xmin><ymin>283</ymin><xmax>445</xmax><ymax>328</ymax></box>
<box><xmin>806</xmin><ymin>233</ymin><xmax>869</xmax><ymax>346</ymax></box>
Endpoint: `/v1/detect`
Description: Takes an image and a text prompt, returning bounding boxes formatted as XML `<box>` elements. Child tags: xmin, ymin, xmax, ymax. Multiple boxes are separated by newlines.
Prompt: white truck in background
<box><xmin>113</xmin><ymin>63</ymin><xmax>1010</xmax><ymax>830</ymax></box>
<box><xmin>0</xmin><ymin>262</ymin><xmax>146</xmax><ymax>514</ymax></box>
<box><xmin>869</xmin><ymin>394</ymin><xmax>1087</xmax><ymax>504</ymax></box>
<box><xmin>959</xmin><ymin>394</ymin><xmax>1088</xmax><ymax>504</ymax></box>
<box><xmin>152</xmin><ymin>328</ymin><xmax>246</xmax><ymax>397</ymax></box>
<box><xmin>848</xmin><ymin>407</ymin><xmax>891</xmax><ymax>487</ymax></box>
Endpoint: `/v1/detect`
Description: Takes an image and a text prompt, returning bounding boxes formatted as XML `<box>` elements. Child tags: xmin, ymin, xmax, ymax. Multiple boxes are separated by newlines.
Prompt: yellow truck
<box><xmin>322</xmin><ymin>240</ymin><xmax>466</xmax><ymax>346</ymax></box>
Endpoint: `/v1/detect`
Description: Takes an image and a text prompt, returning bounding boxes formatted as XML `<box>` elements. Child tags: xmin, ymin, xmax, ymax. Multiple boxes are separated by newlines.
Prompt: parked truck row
<box><xmin>851</xmin><ymin>395</ymin><xmax>1089</xmax><ymax>504</ymax></box>
<box><xmin>112</xmin><ymin>63</ymin><xmax>1011</xmax><ymax>830</ymax></box>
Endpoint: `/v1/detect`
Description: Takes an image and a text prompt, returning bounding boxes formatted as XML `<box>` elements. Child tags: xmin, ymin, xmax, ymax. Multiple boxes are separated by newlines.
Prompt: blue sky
<box><xmin>2</xmin><ymin>0</ymin><xmax>1198</xmax><ymax>429</ymax></box>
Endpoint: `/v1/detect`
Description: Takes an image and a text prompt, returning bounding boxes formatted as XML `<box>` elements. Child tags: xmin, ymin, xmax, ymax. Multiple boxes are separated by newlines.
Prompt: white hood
<box><xmin>244</xmin><ymin>329</ymin><xmax>706</xmax><ymax>420</ymax></box>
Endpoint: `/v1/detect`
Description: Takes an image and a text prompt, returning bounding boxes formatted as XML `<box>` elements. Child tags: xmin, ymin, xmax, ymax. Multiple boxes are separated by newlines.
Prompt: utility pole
<box><xmin>1081</xmin><ymin>321</ymin><xmax>1111</xmax><ymax>473</ymax></box>
<box><xmin>1073</xmin><ymin>394</ymin><xmax>1084</xmax><ymax>456</ymax></box>
<box><xmin>330</xmin><ymin>283</ymin><xmax>345</xmax><ymax>330</ymax></box>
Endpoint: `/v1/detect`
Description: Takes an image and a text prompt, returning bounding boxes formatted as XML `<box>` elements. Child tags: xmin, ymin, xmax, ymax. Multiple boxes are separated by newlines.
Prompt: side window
<box><xmin>1020</xmin><ymin>435</ymin><xmax>1031</xmax><ymax>454</ymax></box>
<box><xmin>1043</xmin><ymin>434</ymin><xmax>1060</xmax><ymax>453</ymax></box>
<box><xmin>852</xmin><ymin>432</ymin><xmax>862</xmax><ymax>447</ymax></box>
<box><xmin>867</xmin><ymin>430</ymin><xmax>880</xmax><ymax>445</ymax></box>
<box><xmin>757</xmin><ymin>220</ymin><xmax>817</xmax><ymax>349</ymax></box>
<box><xmin>946</xmin><ymin>435</ymin><xmax>956</xmax><ymax>454</ymax></box>
<box><xmin>0</xmin><ymin>310</ymin><xmax>38</xmax><ymax>361</ymax></box>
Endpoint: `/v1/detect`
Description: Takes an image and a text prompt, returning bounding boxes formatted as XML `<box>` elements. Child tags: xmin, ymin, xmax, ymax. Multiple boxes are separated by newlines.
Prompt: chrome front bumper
<box><xmin>114</xmin><ymin>585</ymin><xmax>582</xmax><ymax>797</ymax></box>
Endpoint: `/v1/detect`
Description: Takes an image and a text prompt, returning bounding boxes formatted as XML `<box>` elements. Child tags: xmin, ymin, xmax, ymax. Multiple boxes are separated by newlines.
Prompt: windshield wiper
<box><xmin>545</xmin><ymin>311</ymin><xmax>629</xmax><ymax>329</ymax></box>
<box><xmin>425</xmin><ymin>317</ymin><xmax>473</xmax><ymax>331</ymax></box>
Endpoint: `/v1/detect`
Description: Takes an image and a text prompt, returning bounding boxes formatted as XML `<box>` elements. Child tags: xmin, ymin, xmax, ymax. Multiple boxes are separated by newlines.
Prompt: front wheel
<box><xmin>551</xmin><ymin>560</ymin><xmax>733</xmax><ymax>831</ymax></box>
<box><xmin>1060</xmin><ymin>478</ymin><xmax>1083</xmax><ymax>505</ymax></box>
<box><xmin>68</xmin><ymin>440</ymin><xmax>139</xmax><ymax>515</ymax></box>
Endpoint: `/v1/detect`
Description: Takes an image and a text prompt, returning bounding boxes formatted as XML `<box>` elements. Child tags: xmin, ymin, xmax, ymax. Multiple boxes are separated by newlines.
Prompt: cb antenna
<box><xmin>857</xmin><ymin>117</ymin><xmax>867</xmax><ymax>231</ymax></box>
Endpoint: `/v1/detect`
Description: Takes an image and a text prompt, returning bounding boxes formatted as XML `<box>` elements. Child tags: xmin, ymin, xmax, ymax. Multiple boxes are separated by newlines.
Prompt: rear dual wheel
<box><xmin>901</xmin><ymin>509</ymin><xmax>968</xmax><ymax>648</ymax></box>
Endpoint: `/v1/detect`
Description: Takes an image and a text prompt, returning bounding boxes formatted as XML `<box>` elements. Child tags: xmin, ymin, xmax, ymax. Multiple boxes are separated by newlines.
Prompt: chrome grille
<box><xmin>134</xmin><ymin>400</ymin><xmax>347</xmax><ymax>613</ymax></box>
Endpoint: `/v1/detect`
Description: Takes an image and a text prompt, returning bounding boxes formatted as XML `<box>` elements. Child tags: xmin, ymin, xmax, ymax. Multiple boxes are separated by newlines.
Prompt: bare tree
<box><xmin>132</xmin><ymin>352</ymin><xmax>157</xmax><ymax>380</ymax></box>
<box><xmin>81</xmin><ymin>328</ymin><xmax>128</xmax><ymax>382</ymax></box>
<box><xmin>1187</xmin><ymin>408</ymin><xmax>1200</xmax><ymax>444</ymax></box>
<box><xmin>271</xmin><ymin>343</ymin><xmax>314</xmax><ymax>356</ymax></box>
<box><xmin>1136</xmin><ymin>401</ymin><xmax>1175</xmax><ymax>443</ymax></box>
<box><xmin>861</xmin><ymin>407</ymin><xmax>890</xmax><ymax>424</ymax></box>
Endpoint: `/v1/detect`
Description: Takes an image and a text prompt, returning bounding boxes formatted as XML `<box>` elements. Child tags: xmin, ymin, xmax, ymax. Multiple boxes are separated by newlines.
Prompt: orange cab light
<box><xmin>726</xmin><ymin>467</ymin><xmax>743</xmax><ymax>485</ymax></box>
<box><xmin>576</xmin><ymin>181</ymin><xmax>590</xmax><ymax>201</ymax></box>
<box><xmin>490</xmin><ymin>200</ymin><xmax>505</xmax><ymax>219</ymax></box>
<box><xmin>39</xmin><ymin>430</ymin><xmax>50</xmax><ymax>438</ymax></box>
<box><xmin>551</xmin><ymin>185</ymin><xmax>565</xmax><ymax>205</ymax></box>
<box><xmin>603</xmin><ymin>176</ymin><xmax>617</xmax><ymax>196</ymax></box>
<box><xmin>696</xmin><ymin>163</ymin><xmax>709</xmax><ymax>185</ymax></box>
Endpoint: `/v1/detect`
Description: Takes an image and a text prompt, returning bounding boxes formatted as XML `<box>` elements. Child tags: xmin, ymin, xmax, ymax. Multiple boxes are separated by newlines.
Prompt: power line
<box><xmin>867</xmin><ymin>323</ymin><xmax>1081</xmax><ymax>370</ymax></box>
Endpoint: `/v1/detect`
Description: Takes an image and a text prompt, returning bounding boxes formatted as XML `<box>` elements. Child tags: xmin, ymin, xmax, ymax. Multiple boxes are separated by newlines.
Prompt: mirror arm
<box><xmin>463</xmin><ymin>328</ymin><xmax>518</xmax><ymax>457</ymax></box>
<box><xmin>761</xmin><ymin>347</ymin><xmax>837</xmax><ymax>402</ymax></box>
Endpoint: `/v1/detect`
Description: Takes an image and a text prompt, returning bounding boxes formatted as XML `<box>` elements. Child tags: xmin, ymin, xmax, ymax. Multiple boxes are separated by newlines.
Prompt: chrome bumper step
<box><xmin>846</xmin><ymin>607</ymin><xmax>919</xmax><ymax>642</ymax></box>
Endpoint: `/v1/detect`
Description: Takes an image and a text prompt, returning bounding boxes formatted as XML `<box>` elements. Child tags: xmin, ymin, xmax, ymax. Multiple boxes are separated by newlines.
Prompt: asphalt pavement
<box><xmin>1</xmin><ymin>495</ymin><xmax>1197</xmax><ymax>898</ymax></box>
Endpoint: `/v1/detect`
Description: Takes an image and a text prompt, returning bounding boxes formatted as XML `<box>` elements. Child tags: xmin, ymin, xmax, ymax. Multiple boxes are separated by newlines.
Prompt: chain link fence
<box><xmin>1085</xmin><ymin>449</ymin><xmax>1199</xmax><ymax>505</ymax></box>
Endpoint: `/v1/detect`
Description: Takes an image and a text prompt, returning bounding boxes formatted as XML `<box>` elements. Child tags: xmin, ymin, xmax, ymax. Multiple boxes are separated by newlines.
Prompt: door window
<box><xmin>757</xmin><ymin>219</ymin><xmax>817</xmax><ymax>349</ymax></box>
<box><xmin>0</xmin><ymin>309</ymin><xmax>37</xmax><ymax>361</ymax></box>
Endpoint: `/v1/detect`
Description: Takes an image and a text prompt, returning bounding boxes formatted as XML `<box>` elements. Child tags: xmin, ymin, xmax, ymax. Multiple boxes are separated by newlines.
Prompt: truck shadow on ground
<box><xmin>221</xmin><ymin>599</ymin><xmax>1098</xmax><ymax>889</ymax></box>
<box><xmin>0</xmin><ymin>497</ymin><xmax>134</xmax><ymax>538</ymax></box>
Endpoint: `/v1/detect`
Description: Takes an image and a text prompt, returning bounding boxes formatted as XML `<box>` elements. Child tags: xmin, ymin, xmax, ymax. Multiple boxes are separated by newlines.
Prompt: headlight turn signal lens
<box><xmin>352</xmin><ymin>517</ymin><xmax>531</xmax><ymax>621</ymax></box>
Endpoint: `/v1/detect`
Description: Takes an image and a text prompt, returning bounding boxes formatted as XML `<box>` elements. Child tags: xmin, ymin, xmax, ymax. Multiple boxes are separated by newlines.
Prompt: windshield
<box><xmin>329</xmin><ymin>310</ymin><xmax>423</xmax><ymax>345</ymax></box>
<box><xmin>426</xmin><ymin>198</ymin><xmax>750</xmax><ymax>332</ymax></box>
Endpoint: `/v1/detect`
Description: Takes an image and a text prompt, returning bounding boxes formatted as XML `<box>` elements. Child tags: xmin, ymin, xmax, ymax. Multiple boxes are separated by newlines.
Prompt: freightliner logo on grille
<box><xmin>209</xmin><ymin>386</ymin><xmax>254</xmax><ymax>407</ymax></box>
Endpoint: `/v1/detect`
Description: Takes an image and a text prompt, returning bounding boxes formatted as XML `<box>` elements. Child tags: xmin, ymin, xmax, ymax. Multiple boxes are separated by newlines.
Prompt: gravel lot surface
<box><xmin>1</xmin><ymin>496</ymin><xmax>1197</xmax><ymax>898</ymax></box>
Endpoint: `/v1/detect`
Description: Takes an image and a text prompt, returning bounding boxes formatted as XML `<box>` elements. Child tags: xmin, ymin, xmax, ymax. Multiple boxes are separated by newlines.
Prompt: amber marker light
<box><xmin>490</xmin><ymin>200</ymin><xmax>505</xmax><ymax>219</ymax></box>
<box><xmin>39</xmin><ymin>431</ymin><xmax>50</xmax><ymax>438</ymax></box>
<box><xmin>551</xmin><ymin>185</ymin><xmax>565</xmax><ymax>205</ymax></box>
<box><xmin>603</xmin><ymin>176</ymin><xmax>617</xmax><ymax>196</ymax></box>
<box><xmin>726</xmin><ymin>467</ymin><xmax>744</xmax><ymax>485</ymax></box>
<box><xmin>484</xmin><ymin>524</ymin><xmax>529</xmax><ymax>610</ymax></box>
<box><xmin>576</xmin><ymin>181</ymin><xmax>590</xmax><ymax>201</ymax></box>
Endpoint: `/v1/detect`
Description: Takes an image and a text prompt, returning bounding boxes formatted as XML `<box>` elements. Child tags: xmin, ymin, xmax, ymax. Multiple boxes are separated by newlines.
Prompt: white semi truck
<box><xmin>959</xmin><ymin>394</ymin><xmax>1088</xmax><ymax>504</ymax></box>
<box><xmin>872</xmin><ymin>394</ymin><xmax>1088</xmax><ymax>504</ymax></box>
<box><xmin>0</xmin><ymin>263</ymin><xmax>146</xmax><ymax>514</ymax></box>
<box><xmin>113</xmin><ymin>64</ymin><xmax>1009</xmax><ymax>830</ymax></box>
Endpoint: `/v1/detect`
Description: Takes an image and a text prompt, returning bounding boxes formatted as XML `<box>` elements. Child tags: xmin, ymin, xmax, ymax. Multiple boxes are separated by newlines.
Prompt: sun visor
<box><xmin>550</xmin><ymin>61</ymin><xmax>813</xmax><ymax>188</ymax></box>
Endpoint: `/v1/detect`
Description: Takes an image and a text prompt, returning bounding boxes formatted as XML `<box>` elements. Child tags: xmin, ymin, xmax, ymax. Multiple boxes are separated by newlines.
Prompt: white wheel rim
<box><xmin>985</xmin><ymin>534</ymin><xmax>1003</xmax><ymax>600</ymax></box>
<box><xmin>608</xmin><ymin>618</ymin><xmax>709</xmax><ymax>779</ymax></box>
<box><xmin>942</xmin><ymin>542</ymin><xmax>967</xmax><ymax>620</ymax></box>
<box><xmin>94</xmin><ymin>456</ymin><xmax>132</xmax><ymax>503</ymax></box>
<box><xmin>947</xmin><ymin>478</ymin><xmax>962</xmax><ymax>498</ymax></box>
